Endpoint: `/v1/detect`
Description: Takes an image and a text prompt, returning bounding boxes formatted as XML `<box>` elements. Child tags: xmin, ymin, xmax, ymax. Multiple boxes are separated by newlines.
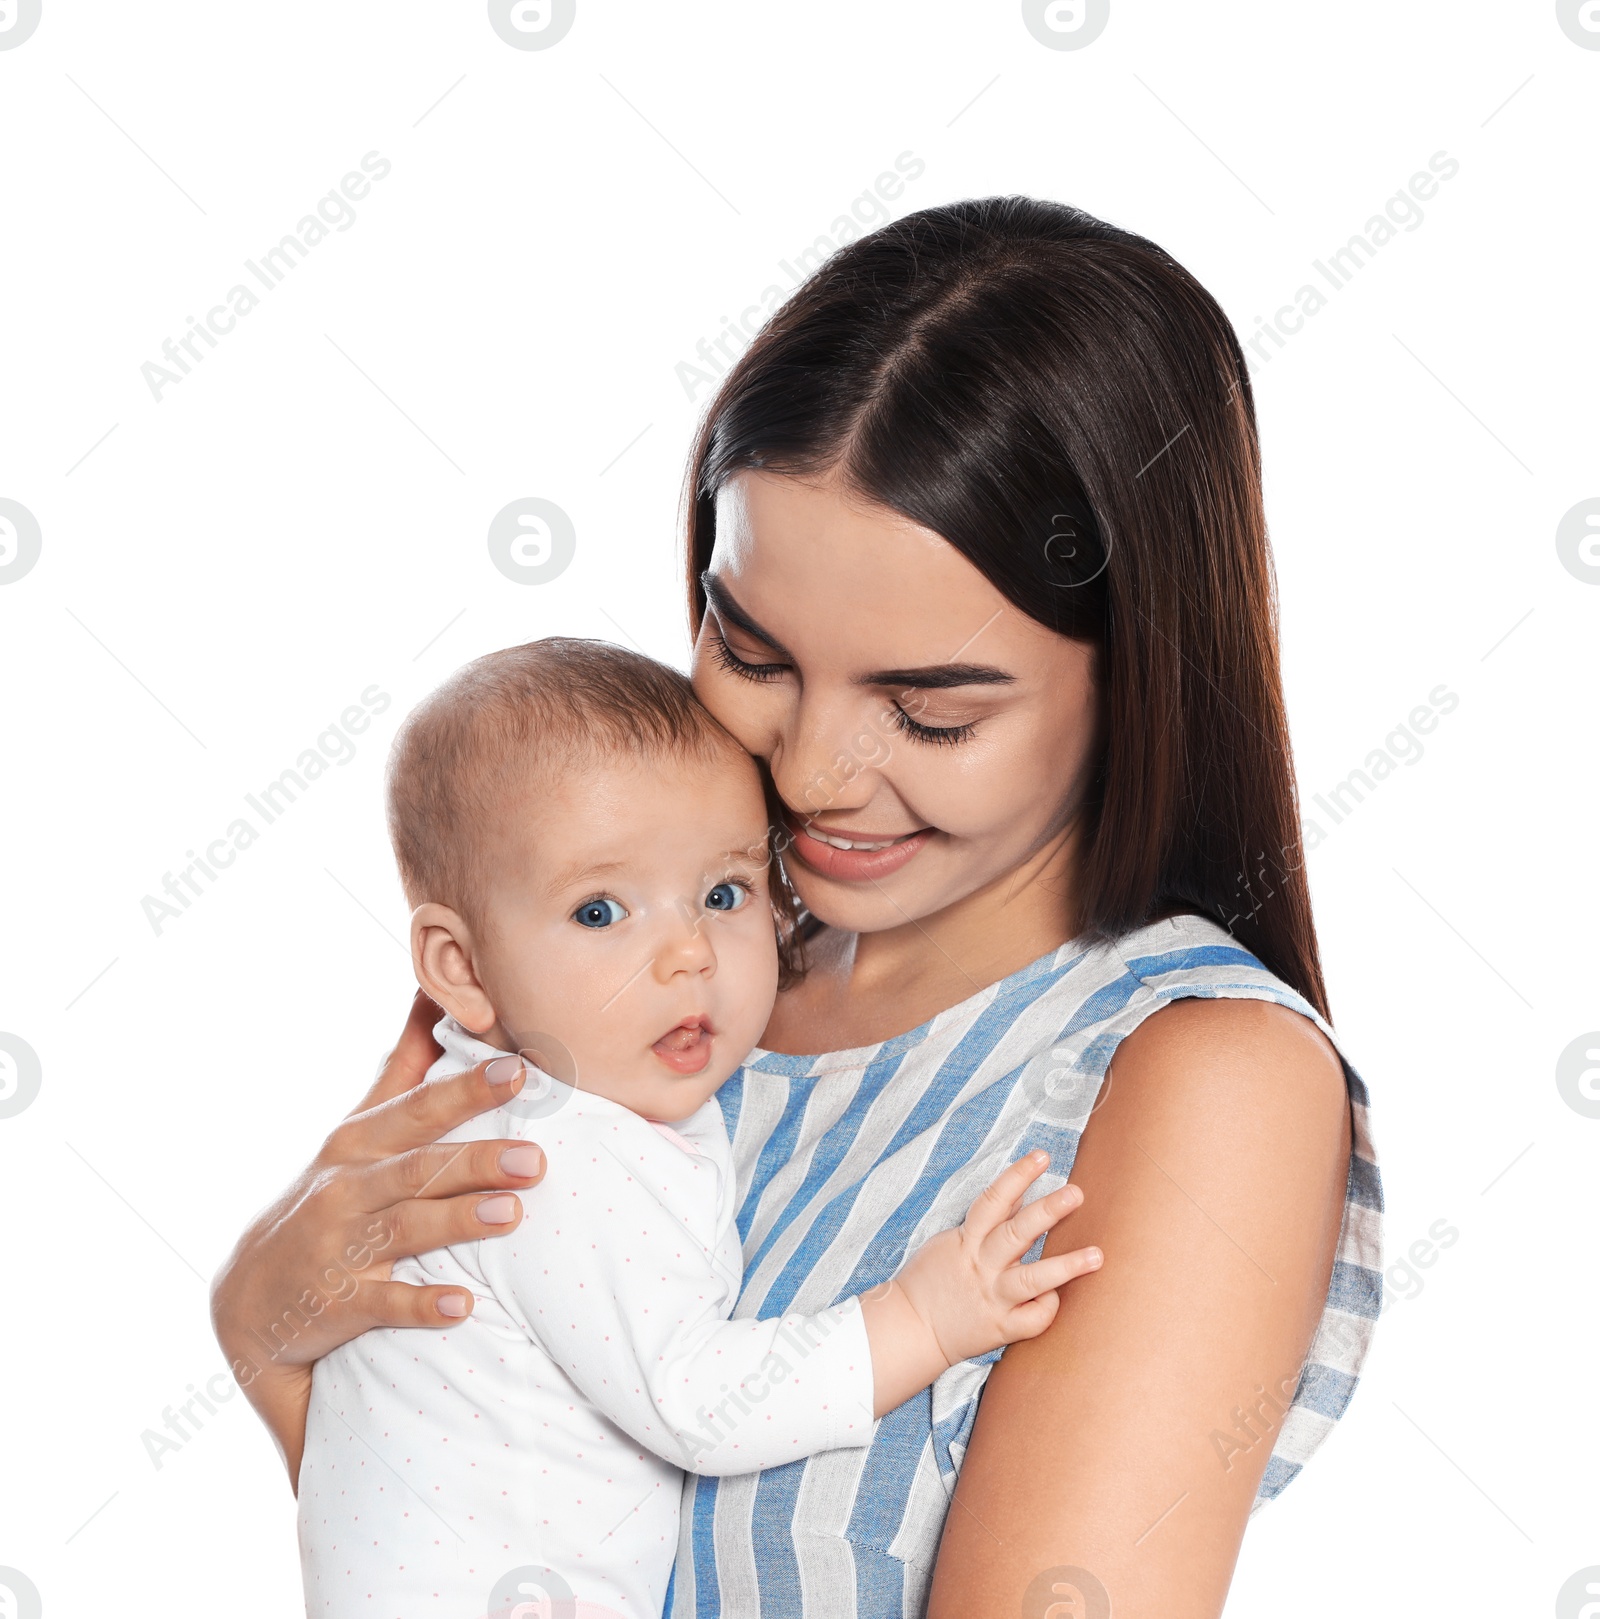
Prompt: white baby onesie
<box><xmin>298</xmin><ymin>1017</ymin><xmax>875</xmax><ymax>1619</ymax></box>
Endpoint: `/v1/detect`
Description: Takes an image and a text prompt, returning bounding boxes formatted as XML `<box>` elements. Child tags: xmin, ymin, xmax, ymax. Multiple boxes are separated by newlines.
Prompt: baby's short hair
<box><xmin>387</xmin><ymin>637</ymin><xmax>746</xmax><ymax>923</ymax></box>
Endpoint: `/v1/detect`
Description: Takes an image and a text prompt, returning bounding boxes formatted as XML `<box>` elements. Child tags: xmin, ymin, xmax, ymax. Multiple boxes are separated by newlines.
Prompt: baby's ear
<box><xmin>411</xmin><ymin>904</ymin><xmax>497</xmax><ymax>1034</ymax></box>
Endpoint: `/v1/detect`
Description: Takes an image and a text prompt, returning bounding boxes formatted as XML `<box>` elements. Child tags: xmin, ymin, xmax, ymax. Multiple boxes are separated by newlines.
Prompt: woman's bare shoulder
<box><xmin>927</xmin><ymin>993</ymin><xmax>1353</xmax><ymax>1617</ymax></box>
<box><xmin>1069</xmin><ymin>994</ymin><xmax>1352</xmax><ymax>1269</ymax></box>
<box><xmin>1108</xmin><ymin>992</ymin><xmax>1349</xmax><ymax>1125</ymax></box>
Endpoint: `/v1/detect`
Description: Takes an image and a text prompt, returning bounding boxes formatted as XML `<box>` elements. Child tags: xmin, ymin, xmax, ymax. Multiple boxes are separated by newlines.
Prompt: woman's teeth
<box><xmin>803</xmin><ymin>829</ymin><xmax>912</xmax><ymax>852</ymax></box>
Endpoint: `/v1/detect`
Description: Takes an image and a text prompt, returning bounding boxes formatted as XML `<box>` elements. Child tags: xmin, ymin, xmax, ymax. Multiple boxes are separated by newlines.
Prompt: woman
<box><xmin>212</xmin><ymin>196</ymin><xmax>1382</xmax><ymax>1618</ymax></box>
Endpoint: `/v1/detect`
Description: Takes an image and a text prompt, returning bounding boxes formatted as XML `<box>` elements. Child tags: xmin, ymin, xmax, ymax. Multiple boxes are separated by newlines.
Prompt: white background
<box><xmin>1</xmin><ymin>3</ymin><xmax>1596</xmax><ymax>1615</ymax></box>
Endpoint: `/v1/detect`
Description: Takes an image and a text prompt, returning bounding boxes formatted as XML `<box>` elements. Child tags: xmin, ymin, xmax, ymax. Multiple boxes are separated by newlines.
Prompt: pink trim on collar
<box><xmin>646</xmin><ymin>1119</ymin><xmax>705</xmax><ymax>1158</ymax></box>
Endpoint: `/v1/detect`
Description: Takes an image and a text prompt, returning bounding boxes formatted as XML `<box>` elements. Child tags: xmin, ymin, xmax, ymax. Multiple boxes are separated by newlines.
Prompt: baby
<box><xmin>297</xmin><ymin>639</ymin><xmax>1099</xmax><ymax>1619</ymax></box>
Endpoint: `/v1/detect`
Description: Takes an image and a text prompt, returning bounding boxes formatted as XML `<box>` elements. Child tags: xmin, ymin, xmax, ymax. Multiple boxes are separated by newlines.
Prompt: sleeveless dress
<box><xmin>667</xmin><ymin>912</ymin><xmax>1384</xmax><ymax>1618</ymax></box>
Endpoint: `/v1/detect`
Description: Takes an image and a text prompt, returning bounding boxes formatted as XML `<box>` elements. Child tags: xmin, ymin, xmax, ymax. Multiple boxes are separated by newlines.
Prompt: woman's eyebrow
<box><xmin>701</xmin><ymin>573</ymin><xmax>792</xmax><ymax>657</ymax></box>
<box><xmin>858</xmin><ymin>664</ymin><xmax>1016</xmax><ymax>690</ymax></box>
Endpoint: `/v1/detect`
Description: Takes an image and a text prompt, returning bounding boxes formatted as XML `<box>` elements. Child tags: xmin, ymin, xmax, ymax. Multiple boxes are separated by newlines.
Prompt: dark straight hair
<box><xmin>682</xmin><ymin>195</ymin><xmax>1329</xmax><ymax>1020</ymax></box>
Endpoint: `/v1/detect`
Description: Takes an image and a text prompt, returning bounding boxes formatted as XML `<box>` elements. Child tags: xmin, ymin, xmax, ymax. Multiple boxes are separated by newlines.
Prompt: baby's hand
<box><xmin>892</xmin><ymin>1150</ymin><xmax>1100</xmax><ymax>1368</ymax></box>
<box><xmin>857</xmin><ymin>1150</ymin><xmax>1100</xmax><ymax>1414</ymax></box>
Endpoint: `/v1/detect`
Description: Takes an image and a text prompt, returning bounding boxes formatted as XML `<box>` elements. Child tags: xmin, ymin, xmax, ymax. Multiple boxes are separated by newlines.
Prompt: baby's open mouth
<box><xmin>651</xmin><ymin>1015</ymin><xmax>715</xmax><ymax>1074</ymax></box>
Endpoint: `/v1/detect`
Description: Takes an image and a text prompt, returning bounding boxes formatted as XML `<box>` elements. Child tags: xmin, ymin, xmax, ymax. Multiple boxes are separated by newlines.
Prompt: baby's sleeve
<box><xmin>479</xmin><ymin>1109</ymin><xmax>876</xmax><ymax>1476</ymax></box>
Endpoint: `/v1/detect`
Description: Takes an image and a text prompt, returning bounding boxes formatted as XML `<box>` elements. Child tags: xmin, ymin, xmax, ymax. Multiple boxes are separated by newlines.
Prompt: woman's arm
<box><xmin>208</xmin><ymin>991</ymin><xmax>548</xmax><ymax>1487</ymax></box>
<box><xmin>927</xmin><ymin>997</ymin><xmax>1352</xmax><ymax>1619</ymax></box>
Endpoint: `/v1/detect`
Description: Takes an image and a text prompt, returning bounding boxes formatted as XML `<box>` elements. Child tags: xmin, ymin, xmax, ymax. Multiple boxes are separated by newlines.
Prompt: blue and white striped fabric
<box><xmin>667</xmin><ymin>911</ymin><xmax>1383</xmax><ymax>1618</ymax></box>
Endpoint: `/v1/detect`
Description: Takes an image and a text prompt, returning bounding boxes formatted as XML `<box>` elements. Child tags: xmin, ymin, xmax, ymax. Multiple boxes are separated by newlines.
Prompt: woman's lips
<box><xmin>784</xmin><ymin>818</ymin><xmax>932</xmax><ymax>882</ymax></box>
<box><xmin>652</xmin><ymin>1016</ymin><xmax>715</xmax><ymax>1075</ymax></box>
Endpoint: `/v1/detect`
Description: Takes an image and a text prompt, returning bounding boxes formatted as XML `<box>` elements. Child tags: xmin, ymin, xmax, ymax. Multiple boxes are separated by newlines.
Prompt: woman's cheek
<box><xmin>899</xmin><ymin>737</ymin><xmax>1011</xmax><ymax>840</ymax></box>
<box><xmin>686</xmin><ymin>642</ymin><xmax>739</xmax><ymax>723</ymax></box>
<box><xmin>692</xmin><ymin>672</ymin><xmax>772</xmax><ymax>761</ymax></box>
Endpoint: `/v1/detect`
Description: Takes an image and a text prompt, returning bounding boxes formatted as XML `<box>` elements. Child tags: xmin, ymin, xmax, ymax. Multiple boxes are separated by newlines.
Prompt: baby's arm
<box><xmin>859</xmin><ymin>1149</ymin><xmax>1101</xmax><ymax>1416</ymax></box>
<box><xmin>485</xmin><ymin>1121</ymin><xmax>1094</xmax><ymax>1476</ymax></box>
<box><xmin>483</xmin><ymin>1112</ymin><xmax>875</xmax><ymax>1474</ymax></box>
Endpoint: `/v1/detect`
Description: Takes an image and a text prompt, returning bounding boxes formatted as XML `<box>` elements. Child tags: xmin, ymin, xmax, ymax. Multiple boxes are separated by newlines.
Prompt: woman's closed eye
<box><xmin>887</xmin><ymin>688</ymin><xmax>982</xmax><ymax>746</ymax></box>
<box><xmin>889</xmin><ymin>702</ymin><xmax>978</xmax><ymax>746</ymax></box>
<box><xmin>709</xmin><ymin>630</ymin><xmax>788</xmax><ymax>683</ymax></box>
<box><xmin>573</xmin><ymin>897</ymin><xmax>628</xmax><ymax>928</ymax></box>
<box><xmin>708</xmin><ymin>604</ymin><xmax>984</xmax><ymax>744</ymax></box>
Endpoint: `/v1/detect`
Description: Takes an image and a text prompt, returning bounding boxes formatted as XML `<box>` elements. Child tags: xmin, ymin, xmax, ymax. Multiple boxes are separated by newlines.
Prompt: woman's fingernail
<box><xmin>1031</xmin><ymin>1149</ymin><xmax>1049</xmax><ymax>1165</ymax></box>
<box><xmin>437</xmin><ymin>1294</ymin><xmax>470</xmax><ymax>1317</ymax></box>
<box><xmin>486</xmin><ymin>1056</ymin><xmax>525</xmax><ymax>1091</ymax></box>
<box><xmin>1087</xmin><ymin>1248</ymin><xmax>1103</xmax><ymax>1266</ymax></box>
<box><xmin>500</xmin><ymin>1144</ymin><xmax>543</xmax><ymax>1178</ymax></box>
<box><xmin>478</xmin><ymin>1194</ymin><xmax>520</xmax><ymax>1225</ymax></box>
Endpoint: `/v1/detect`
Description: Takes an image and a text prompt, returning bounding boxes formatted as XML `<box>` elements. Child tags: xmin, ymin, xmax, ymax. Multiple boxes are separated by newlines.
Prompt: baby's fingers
<box><xmin>997</xmin><ymin>1244</ymin><xmax>1103</xmax><ymax>1306</ymax></box>
<box><xmin>999</xmin><ymin>1289</ymin><xmax>1063</xmax><ymax>1343</ymax></box>
<box><xmin>980</xmin><ymin>1182</ymin><xmax>1084</xmax><ymax>1268</ymax></box>
<box><xmin>961</xmin><ymin>1150</ymin><xmax>1052</xmax><ymax>1241</ymax></box>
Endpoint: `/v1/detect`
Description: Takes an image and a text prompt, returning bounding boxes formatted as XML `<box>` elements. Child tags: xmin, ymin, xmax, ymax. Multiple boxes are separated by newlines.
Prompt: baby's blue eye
<box><xmin>573</xmin><ymin>898</ymin><xmax>627</xmax><ymax>929</ymax></box>
<box><xmin>705</xmin><ymin>882</ymin><xmax>748</xmax><ymax>913</ymax></box>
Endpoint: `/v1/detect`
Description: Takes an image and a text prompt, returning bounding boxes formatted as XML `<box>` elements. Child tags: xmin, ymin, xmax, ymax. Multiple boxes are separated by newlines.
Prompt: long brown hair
<box><xmin>682</xmin><ymin>195</ymin><xmax>1328</xmax><ymax>1019</ymax></box>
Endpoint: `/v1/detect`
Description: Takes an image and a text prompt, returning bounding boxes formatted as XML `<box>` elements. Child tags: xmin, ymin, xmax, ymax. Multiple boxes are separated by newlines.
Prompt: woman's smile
<box><xmin>800</xmin><ymin>824</ymin><xmax>922</xmax><ymax>852</ymax></box>
<box><xmin>784</xmin><ymin>813</ymin><xmax>934</xmax><ymax>882</ymax></box>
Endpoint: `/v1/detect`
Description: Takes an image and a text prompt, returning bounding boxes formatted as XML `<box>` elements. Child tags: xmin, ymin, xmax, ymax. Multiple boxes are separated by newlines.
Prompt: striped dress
<box><xmin>667</xmin><ymin>912</ymin><xmax>1384</xmax><ymax>1618</ymax></box>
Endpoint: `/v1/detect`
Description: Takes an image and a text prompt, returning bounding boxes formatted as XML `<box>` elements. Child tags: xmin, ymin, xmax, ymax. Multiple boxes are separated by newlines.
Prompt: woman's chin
<box><xmin>786</xmin><ymin>860</ymin><xmax>945</xmax><ymax>937</ymax></box>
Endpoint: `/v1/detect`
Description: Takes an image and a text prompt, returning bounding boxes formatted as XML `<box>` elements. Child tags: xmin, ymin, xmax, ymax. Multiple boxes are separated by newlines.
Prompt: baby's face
<box><xmin>470</xmin><ymin>746</ymin><xmax>780</xmax><ymax>1121</ymax></box>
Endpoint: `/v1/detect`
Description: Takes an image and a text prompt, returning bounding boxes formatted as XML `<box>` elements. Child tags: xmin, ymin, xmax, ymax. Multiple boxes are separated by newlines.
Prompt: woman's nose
<box><xmin>768</xmin><ymin>692</ymin><xmax>887</xmax><ymax>818</ymax></box>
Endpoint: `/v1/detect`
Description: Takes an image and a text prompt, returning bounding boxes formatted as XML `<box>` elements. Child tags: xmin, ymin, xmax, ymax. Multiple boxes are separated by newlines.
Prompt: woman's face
<box><xmin>689</xmin><ymin>468</ymin><xmax>1101</xmax><ymax>937</ymax></box>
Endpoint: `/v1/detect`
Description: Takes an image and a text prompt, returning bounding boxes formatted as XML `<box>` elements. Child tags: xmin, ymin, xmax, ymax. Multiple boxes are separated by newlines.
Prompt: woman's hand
<box><xmin>208</xmin><ymin>991</ymin><xmax>546</xmax><ymax>1488</ymax></box>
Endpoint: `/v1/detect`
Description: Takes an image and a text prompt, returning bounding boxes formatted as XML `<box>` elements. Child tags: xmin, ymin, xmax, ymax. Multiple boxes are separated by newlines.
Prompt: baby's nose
<box><xmin>650</xmin><ymin>907</ymin><xmax>718</xmax><ymax>981</ymax></box>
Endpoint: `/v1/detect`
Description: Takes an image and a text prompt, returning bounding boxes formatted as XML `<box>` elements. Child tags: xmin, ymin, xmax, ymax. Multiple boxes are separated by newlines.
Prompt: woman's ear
<box><xmin>411</xmin><ymin>904</ymin><xmax>497</xmax><ymax>1035</ymax></box>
